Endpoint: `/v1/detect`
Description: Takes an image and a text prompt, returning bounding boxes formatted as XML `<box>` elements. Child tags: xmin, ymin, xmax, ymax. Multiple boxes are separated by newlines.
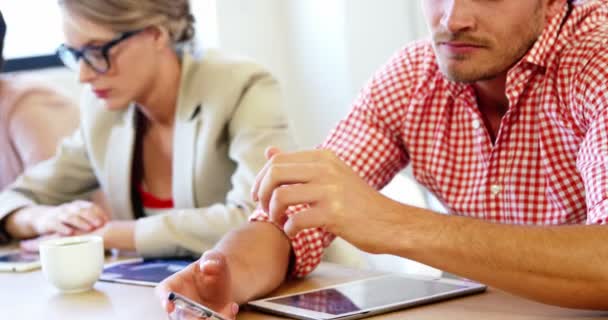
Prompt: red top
<box><xmin>138</xmin><ymin>184</ymin><xmax>174</xmax><ymax>209</ymax></box>
<box><xmin>252</xmin><ymin>0</ymin><xmax>608</xmax><ymax>278</ymax></box>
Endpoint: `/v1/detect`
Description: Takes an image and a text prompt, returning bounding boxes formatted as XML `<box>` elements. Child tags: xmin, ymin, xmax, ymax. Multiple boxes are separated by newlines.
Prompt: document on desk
<box><xmin>100</xmin><ymin>258</ymin><xmax>195</xmax><ymax>287</ymax></box>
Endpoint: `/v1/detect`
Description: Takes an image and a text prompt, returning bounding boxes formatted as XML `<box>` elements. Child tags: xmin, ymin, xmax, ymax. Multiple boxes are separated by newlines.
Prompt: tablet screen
<box><xmin>266</xmin><ymin>276</ymin><xmax>470</xmax><ymax>315</ymax></box>
<box><xmin>0</xmin><ymin>252</ymin><xmax>39</xmax><ymax>263</ymax></box>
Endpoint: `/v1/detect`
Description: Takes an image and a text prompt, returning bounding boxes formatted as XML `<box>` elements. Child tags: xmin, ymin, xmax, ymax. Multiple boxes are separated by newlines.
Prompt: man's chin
<box><xmin>443</xmin><ymin>72</ymin><xmax>484</xmax><ymax>83</ymax></box>
<box><xmin>437</xmin><ymin>55</ymin><xmax>516</xmax><ymax>84</ymax></box>
<box><xmin>441</xmin><ymin>66</ymin><xmax>503</xmax><ymax>84</ymax></box>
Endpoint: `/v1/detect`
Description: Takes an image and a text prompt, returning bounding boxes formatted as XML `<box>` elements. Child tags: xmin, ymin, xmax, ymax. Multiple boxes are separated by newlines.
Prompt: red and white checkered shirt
<box><xmin>251</xmin><ymin>0</ymin><xmax>608</xmax><ymax>277</ymax></box>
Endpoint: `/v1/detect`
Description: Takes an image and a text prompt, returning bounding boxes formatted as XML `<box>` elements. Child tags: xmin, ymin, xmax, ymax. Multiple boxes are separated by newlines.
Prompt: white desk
<box><xmin>1</xmin><ymin>250</ymin><xmax>607</xmax><ymax>320</ymax></box>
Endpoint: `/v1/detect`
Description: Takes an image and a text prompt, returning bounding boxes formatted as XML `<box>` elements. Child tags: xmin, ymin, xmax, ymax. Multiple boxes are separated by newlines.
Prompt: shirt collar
<box><xmin>520</xmin><ymin>3</ymin><xmax>570</xmax><ymax>68</ymax></box>
<box><xmin>523</xmin><ymin>0</ymin><xmax>606</xmax><ymax>69</ymax></box>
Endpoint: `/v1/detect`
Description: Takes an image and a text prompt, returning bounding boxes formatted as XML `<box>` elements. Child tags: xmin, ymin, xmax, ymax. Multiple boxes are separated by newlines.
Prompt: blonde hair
<box><xmin>58</xmin><ymin>0</ymin><xmax>195</xmax><ymax>44</ymax></box>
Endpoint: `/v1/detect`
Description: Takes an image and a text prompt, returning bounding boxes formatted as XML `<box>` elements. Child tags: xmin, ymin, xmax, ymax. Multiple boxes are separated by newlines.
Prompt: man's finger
<box><xmin>252</xmin><ymin>147</ymin><xmax>284</xmax><ymax>202</ymax></box>
<box><xmin>156</xmin><ymin>262</ymin><xmax>198</xmax><ymax>313</ymax></box>
<box><xmin>155</xmin><ymin>286</ymin><xmax>176</xmax><ymax>314</ymax></box>
<box><xmin>268</xmin><ymin>184</ymin><xmax>324</xmax><ymax>225</ymax></box>
<box><xmin>252</xmin><ymin>150</ymin><xmax>331</xmax><ymax>202</ymax></box>
<box><xmin>258</xmin><ymin>163</ymin><xmax>321</xmax><ymax>213</ymax></box>
<box><xmin>284</xmin><ymin>207</ymin><xmax>326</xmax><ymax>238</ymax></box>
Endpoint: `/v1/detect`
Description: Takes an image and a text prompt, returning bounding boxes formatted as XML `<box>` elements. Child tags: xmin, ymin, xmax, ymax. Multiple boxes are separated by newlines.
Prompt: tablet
<box><xmin>100</xmin><ymin>258</ymin><xmax>194</xmax><ymax>287</ymax></box>
<box><xmin>247</xmin><ymin>274</ymin><xmax>486</xmax><ymax>320</ymax></box>
<box><xmin>0</xmin><ymin>251</ymin><xmax>41</xmax><ymax>272</ymax></box>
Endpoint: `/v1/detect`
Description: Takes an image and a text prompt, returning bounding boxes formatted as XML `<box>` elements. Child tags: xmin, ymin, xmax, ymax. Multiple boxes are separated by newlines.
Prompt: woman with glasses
<box><xmin>0</xmin><ymin>0</ymin><xmax>293</xmax><ymax>257</ymax></box>
<box><xmin>0</xmin><ymin>11</ymin><xmax>80</xmax><ymax>195</ymax></box>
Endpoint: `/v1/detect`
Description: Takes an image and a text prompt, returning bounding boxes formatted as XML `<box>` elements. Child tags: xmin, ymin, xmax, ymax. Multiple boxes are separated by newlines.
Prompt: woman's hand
<box><xmin>19</xmin><ymin>234</ymin><xmax>60</xmax><ymax>252</ymax></box>
<box><xmin>31</xmin><ymin>200</ymin><xmax>109</xmax><ymax>236</ymax></box>
<box><xmin>20</xmin><ymin>220</ymin><xmax>136</xmax><ymax>253</ymax></box>
<box><xmin>6</xmin><ymin>200</ymin><xmax>109</xmax><ymax>240</ymax></box>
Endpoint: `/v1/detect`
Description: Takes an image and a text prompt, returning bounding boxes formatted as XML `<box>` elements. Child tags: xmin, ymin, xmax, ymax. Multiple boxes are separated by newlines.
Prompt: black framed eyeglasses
<box><xmin>56</xmin><ymin>29</ymin><xmax>144</xmax><ymax>74</ymax></box>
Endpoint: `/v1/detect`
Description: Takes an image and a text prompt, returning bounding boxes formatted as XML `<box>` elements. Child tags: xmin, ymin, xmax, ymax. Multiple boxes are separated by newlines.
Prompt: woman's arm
<box><xmin>0</xmin><ymin>127</ymin><xmax>102</xmax><ymax>240</ymax></box>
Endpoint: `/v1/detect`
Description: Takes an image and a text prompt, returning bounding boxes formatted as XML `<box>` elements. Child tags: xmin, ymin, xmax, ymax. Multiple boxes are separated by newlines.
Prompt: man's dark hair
<box><xmin>0</xmin><ymin>11</ymin><xmax>6</xmax><ymax>72</ymax></box>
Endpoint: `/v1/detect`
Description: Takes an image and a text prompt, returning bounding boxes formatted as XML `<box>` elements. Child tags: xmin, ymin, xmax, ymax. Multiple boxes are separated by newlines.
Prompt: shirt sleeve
<box><xmin>574</xmin><ymin>50</ymin><xmax>608</xmax><ymax>225</ymax></box>
<box><xmin>250</xmin><ymin>46</ymin><xmax>420</xmax><ymax>277</ymax></box>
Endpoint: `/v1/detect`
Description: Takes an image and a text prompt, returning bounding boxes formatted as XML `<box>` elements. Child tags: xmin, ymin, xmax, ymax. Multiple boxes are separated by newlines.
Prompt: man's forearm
<box><xmin>215</xmin><ymin>221</ymin><xmax>291</xmax><ymax>304</ymax></box>
<box><xmin>394</xmin><ymin>207</ymin><xmax>608</xmax><ymax>309</ymax></box>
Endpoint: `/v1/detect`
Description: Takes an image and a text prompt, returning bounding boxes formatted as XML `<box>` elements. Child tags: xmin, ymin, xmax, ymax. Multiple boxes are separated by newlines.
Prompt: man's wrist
<box><xmin>383</xmin><ymin>202</ymin><xmax>446</xmax><ymax>257</ymax></box>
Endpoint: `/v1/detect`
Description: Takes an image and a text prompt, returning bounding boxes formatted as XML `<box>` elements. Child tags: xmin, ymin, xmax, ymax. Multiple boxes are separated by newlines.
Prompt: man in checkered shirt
<box><xmin>158</xmin><ymin>0</ymin><xmax>608</xmax><ymax>316</ymax></box>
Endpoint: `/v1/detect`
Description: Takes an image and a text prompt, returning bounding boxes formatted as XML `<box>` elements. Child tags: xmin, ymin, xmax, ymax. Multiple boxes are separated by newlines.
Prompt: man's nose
<box><xmin>440</xmin><ymin>0</ymin><xmax>476</xmax><ymax>34</ymax></box>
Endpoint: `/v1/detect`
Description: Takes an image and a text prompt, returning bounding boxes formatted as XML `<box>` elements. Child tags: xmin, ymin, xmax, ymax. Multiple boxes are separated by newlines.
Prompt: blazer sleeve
<box><xmin>134</xmin><ymin>71</ymin><xmax>295</xmax><ymax>257</ymax></box>
<box><xmin>0</xmin><ymin>128</ymin><xmax>100</xmax><ymax>238</ymax></box>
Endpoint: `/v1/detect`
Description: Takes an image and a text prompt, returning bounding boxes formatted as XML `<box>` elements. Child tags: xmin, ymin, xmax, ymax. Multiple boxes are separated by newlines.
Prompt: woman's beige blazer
<box><xmin>0</xmin><ymin>50</ymin><xmax>294</xmax><ymax>256</ymax></box>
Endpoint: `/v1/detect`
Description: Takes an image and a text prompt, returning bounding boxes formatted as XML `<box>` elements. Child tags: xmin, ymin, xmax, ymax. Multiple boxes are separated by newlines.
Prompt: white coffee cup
<box><xmin>40</xmin><ymin>235</ymin><xmax>104</xmax><ymax>293</ymax></box>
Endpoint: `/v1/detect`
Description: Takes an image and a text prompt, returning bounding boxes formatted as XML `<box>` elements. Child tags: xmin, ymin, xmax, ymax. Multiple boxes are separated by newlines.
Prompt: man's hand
<box><xmin>156</xmin><ymin>250</ymin><xmax>239</xmax><ymax>320</ymax></box>
<box><xmin>251</xmin><ymin>147</ymin><xmax>405</xmax><ymax>254</ymax></box>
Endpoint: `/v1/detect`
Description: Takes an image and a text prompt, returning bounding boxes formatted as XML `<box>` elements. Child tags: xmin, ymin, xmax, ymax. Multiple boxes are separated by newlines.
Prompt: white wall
<box><xmin>214</xmin><ymin>0</ymin><xmax>290</xmax><ymax>82</ymax></box>
<box><xmin>213</xmin><ymin>0</ymin><xmax>353</xmax><ymax>148</ymax></box>
<box><xmin>280</xmin><ymin>1</ymin><xmax>428</xmax><ymax>147</ymax></box>
<box><xmin>283</xmin><ymin>0</ymin><xmax>353</xmax><ymax>147</ymax></box>
<box><xmin>346</xmin><ymin>1</ymin><xmax>427</xmax><ymax>95</ymax></box>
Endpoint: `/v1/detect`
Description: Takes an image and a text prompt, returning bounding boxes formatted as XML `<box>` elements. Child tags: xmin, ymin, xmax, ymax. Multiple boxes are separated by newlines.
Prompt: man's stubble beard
<box><xmin>437</xmin><ymin>4</ymin><xmax>545</xmax><ymax>83</ymax></box>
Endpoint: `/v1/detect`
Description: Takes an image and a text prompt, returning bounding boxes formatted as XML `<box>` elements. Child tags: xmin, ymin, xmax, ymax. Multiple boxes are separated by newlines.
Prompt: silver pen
<box><xmin>168</xmin><ymin>292</ymin><xmax>229</xmax><ymax>320</ymax></box>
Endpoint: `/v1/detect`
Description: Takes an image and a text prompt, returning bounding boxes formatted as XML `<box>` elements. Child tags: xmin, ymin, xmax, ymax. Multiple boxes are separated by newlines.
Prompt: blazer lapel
<box><xmin>172</xmin><ymin>103</ymin><xmax>202</xmax><ymax>208</ymax></box>
<box><xmin>105</xmin><ymin>106</ymin><xmax>136</xmax><ymax>219</ymax></box>
<box><xmin>172</xmin><ymin>53</ymin><xmax>203</xmax><ymax>208</ymax></box>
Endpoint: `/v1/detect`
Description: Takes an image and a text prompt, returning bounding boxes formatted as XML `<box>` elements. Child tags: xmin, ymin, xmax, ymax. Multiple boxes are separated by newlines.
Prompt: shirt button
<box><xmin>472</xmin><ymin>120</ymin><xmax>481</xmax><ymax>130</ymax></box>
<box><xmin>490</xmin><ymin>184</ymin><xmax>502</xmax><ymax>196</ymax></box>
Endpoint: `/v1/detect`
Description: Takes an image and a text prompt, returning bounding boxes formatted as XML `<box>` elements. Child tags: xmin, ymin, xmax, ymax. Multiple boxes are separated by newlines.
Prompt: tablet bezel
<box><xmin>247</xmin><ymin>274</ymin><xmax>487</xmax><ymax>320</ymax></box>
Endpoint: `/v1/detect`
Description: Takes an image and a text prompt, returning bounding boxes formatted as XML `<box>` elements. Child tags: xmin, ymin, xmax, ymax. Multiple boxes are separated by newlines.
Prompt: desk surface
<box><xmin>1</xmin><ymin>258</ymin><xmax>607</xmax><ymax>320</ymax></box>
